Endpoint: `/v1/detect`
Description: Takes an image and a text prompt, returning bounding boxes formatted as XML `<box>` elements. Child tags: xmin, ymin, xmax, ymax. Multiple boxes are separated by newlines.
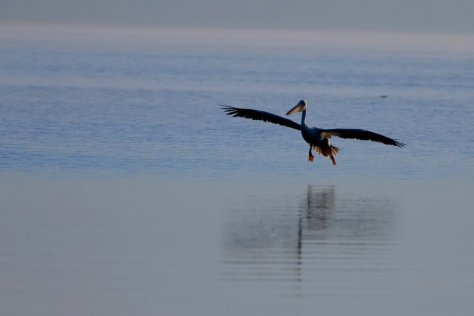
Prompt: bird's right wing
<box><xmin>221</xmin><ymin>105</ymin><xmax>301</xmax><ymax>130</ymax></box>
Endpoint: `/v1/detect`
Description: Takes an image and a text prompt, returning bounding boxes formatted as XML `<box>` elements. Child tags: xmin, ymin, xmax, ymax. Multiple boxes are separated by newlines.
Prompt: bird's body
<box><xmin>222</xmin><ymin>100</ymin><xmax>404</xmax><ymax>165</ymax></box>
<box><xmin>295</xmin><ymin>110</ymin><xmax>339</xmax><ymax>164</ymax></box>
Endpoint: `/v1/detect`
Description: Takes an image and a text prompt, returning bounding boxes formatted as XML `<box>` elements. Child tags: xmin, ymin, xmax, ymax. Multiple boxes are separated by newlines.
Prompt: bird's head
<box><xmin>286</xmin><ymin>99</ymin><xmax>307</xmax><ymax>115</ymax></box>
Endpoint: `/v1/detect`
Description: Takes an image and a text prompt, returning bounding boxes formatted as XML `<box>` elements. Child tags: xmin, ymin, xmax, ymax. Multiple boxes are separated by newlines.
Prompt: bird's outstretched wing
<box><xmin>221</xmin><ymin>105</ymin><xmax>301</xmax><ymax>130</ymax></box>
<box><xmin>322</xmin><ymin>129</ymin><xmax>405</xmax><ymax>147</ymax></box>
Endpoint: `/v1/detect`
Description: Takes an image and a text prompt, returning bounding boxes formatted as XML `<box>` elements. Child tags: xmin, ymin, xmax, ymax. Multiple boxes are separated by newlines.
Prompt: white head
<box><xmin>286</xmin><ymin>99</ymin><xmax>307</xmax><ymax>115</ymax></box>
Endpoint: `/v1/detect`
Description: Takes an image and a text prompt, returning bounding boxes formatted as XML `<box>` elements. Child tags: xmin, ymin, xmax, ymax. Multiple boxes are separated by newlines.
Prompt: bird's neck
<box><xmin>300</xmin><ymin>110</ymin><xmax>306</xmax><ymax>125</ymax></box>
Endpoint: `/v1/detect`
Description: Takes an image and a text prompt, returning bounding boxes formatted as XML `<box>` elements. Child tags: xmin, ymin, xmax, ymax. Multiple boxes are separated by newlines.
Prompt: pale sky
<box><xmin>1</xmin><ymin>0</ymin><xmax>473</xmax><ymax>33</ymax></box>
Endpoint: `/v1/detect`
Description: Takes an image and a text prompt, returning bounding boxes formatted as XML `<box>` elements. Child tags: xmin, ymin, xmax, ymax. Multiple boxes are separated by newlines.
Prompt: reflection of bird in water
<box><xmin>306</xmin><ymin>185</ymin><xmax>336</xmax><ymax>225</ymax></box>
<box><xmin>222</xmin><ymin>99</ymin><xmax>404</xmax><ymax>165</ymax></box>
<box><xmin>222</xmin><ymin>185</ymin><xmax>396</xmax><ymax>286</ymax></box>
<box><xmin>300</xmin><ymin>185</ymin><xmax>396</xmax><ymax>243</ymax></box>
<box><xmin>297</xmin><ymin>185</ymin><xmax>336</xmax><ymax>254</ymax></box>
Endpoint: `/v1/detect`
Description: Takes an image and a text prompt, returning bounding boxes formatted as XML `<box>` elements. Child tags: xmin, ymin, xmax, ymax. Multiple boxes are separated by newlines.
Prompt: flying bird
<box><xmin>222</xmin><ymin>100</ymin><xmax>404</xmax><ymax>165</ymax></box>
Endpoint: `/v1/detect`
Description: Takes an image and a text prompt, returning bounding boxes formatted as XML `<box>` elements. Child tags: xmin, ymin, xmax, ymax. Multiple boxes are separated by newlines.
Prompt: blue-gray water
<box><xmin>1</xmin><ymin>27</ymin><xmax>474</xmax><ymax>315</ymax></box>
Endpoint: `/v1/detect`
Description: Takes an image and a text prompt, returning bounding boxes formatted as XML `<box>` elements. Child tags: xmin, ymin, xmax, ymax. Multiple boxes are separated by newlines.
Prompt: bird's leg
<box><xmin>329</xmin><ymin>152</ymin><xmax>336</xmax><ymax>165</ymax></box>
<box><xmin>308</xmin><ymin>145</ymin><xmax>315</xmax><ymax>162</ymax></box>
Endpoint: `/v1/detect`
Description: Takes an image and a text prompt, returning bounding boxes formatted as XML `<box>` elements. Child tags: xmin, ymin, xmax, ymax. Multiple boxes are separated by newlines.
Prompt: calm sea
<box><xmin>1</xmin><ymin>26</ymin><xmax>474</xmax><ymax>315</ymax></box>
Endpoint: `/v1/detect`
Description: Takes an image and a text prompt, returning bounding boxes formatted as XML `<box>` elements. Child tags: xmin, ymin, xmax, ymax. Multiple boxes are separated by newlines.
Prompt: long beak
<box><xmin>286</xmin><ymin>103</ymin><xmax>306</xmax><ymax>115</ymax></box>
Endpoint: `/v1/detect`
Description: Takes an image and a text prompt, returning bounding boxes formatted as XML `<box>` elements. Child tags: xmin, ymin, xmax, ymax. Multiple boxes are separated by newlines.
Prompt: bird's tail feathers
<box><xmin>314</xmin><ymin>145</ymin><xmax>339</xmax><ymax>157</ymax></box>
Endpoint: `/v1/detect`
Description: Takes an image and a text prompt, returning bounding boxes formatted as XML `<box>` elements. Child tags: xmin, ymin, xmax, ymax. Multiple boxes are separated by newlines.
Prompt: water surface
<box><xmin>1</xmin><ymin>26</ymin><xmax>474</xmax><ymax>315</ymax></box>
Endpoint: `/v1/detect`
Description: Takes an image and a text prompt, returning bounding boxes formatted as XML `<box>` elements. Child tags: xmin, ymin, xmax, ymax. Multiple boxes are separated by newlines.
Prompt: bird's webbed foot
<box><xmin>308</xmin><ymin>146</ymin><xmax>315</xmax><ymax>162</ymax></box>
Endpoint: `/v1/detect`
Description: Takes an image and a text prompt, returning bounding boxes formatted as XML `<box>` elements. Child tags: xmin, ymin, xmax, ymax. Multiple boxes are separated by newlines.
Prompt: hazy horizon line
<box><xmin>2</xmin><ymin>20</ymin><xmax>474</xmax><ymax>36</ymax></box>
<box><xmin>1</xmin><ymin>22</ymin><xmax>474</xmax><ymax>55</ymax></box>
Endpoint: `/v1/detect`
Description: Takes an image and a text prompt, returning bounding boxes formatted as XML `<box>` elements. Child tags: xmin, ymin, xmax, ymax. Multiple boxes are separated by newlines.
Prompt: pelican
<box><xmin>222</xmin><ymin>100</ymin><xmax>404</xmax><ymax>165</ymax></box>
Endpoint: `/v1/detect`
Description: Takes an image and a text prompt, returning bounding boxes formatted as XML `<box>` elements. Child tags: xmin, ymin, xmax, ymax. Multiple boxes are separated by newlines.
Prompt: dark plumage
<box><xmin>221</xmin><ymin>100</ymin><xmax>405</xmax><ymax>165</ymax></box>
<box><xmin>221</xmin><ymin>105</ymin><xmax>301</xmax><ymax>130</ymax></box>
<box><xmin>322</xmin><ymin>129</ymin><xmax>405</xmax><ymax>147</ymax></box>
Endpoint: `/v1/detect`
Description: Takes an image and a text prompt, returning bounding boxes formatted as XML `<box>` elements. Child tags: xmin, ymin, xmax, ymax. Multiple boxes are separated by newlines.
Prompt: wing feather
<box><xmin>221</xmin><ymin>105</ymin><xmax>301</xmax><ymax>130</ymax></box>
<box><xmin>322</xmin><ymin>128</ymin><xmax>405</xmax><ymax>147</ymax></box>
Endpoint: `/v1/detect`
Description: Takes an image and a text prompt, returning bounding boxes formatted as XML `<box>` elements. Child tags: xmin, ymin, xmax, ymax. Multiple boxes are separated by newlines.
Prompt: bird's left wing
<box><xmin>221</xmin><ymin>105</ymin><xmax>301</xmax><ymax>130</ymax></box>
<box><xmin>322</xmin><ymin>129</ymin><xmax>405</xmax><ymax>147</ymax></box>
